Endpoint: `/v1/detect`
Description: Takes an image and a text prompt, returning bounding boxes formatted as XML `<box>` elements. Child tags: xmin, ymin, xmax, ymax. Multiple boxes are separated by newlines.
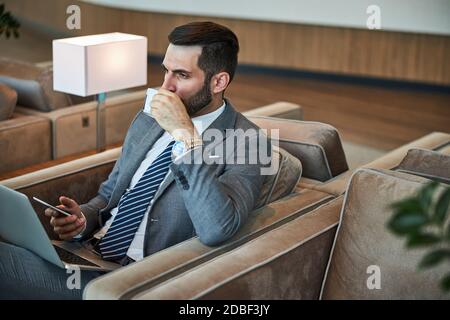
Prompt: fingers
<box><xmin>58</xmin><ymin>224</ymin><xmax>86</xmax><ymax>241</ymax></box>
<box><xmin>53</xmin><ymin>216</ymin><xmax>84</xmax><ymax>234</ymax></box>
<box><xmin>59</xmin><ymin>196</ymin><xmax>78</xmax><ymax>209</ymax></box>
<box><xmin>44</xmin><ymin>207</ymin><xmax>57</xmax><ymax>217</ymax></box>
<box><xmin>157</xmin><ymin>88</ymin><xmax>175</xmax><ymax>97</ymax></box>
<box><xmin>49</xmin><ymin>214</ymin><xmax>79</xmax><ymax>227</ymax></box>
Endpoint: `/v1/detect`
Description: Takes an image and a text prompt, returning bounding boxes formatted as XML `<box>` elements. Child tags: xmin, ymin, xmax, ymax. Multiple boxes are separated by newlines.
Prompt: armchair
<box><xmin>1</xmin><ymin>107</ymin><xmax>349</xmax><ymax>299</ymax></box>
<box><xmin>119</xmin><ymin>132</ymin><xmax>449</xmax><ymax>300</ymax></box>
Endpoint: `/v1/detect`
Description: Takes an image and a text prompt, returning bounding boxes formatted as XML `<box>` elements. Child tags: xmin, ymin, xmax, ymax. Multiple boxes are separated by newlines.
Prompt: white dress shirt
<box><xmin>94</xmin><ymin>102</ymin><xmax>226</xmax><ymax>261</ymax></box>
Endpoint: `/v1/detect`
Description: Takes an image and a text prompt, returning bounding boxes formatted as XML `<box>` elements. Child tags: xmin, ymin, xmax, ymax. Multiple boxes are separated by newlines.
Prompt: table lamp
<box><xmin>53</xmin><ymin>32</ymin><xmax>147</xmax><ymax>152</ymax></box>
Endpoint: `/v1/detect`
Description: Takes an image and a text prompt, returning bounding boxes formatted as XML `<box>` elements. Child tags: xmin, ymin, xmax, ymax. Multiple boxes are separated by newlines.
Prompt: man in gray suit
<box><xmin>0</xmin><ymin>21</ymin><xmax>270</xmax><ymax>299</ymax></box>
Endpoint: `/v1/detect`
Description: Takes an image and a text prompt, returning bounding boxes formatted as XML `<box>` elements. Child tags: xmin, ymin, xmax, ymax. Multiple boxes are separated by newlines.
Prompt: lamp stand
<box><xmin>96</xmin><ymin>92</ymin><xmax>106</xmax><ymax>152</ymax></box>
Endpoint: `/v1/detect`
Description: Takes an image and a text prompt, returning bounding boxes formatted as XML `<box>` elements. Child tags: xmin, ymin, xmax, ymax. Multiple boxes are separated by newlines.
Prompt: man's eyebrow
<box><xmin>160</xmin><ymin>63</ymin><xmax>192</xmax><ymax>75</ymax></box>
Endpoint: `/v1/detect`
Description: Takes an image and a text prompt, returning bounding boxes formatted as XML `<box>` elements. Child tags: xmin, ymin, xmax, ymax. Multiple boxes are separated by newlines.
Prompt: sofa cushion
<box><xmin>0</xmin><ymin>84</ymin><xmax>17</xmax><ymax>121</ymax></box>
<box><xmin>321</xmin><ymin>168</ymin><xmax>449</xmax><ymax>299</ymax></box>
<box><xmin>255</xmin><ymin>146</ymin><xmax>302</xmax><ymax>208</ymax></box>
<box><xmin>396</xmin><ymin>148</ymin><xmax>450</xmax><ymax>183</ymax></box>
<box><xmin>247</xmin><ymin>116</ymin><xmax>348</xmax><ymax>182</ymax></box>
<box><xmin>0</xmin><ymin>57</ymin><xmax>72</xmax><ymax>111</ymax></box>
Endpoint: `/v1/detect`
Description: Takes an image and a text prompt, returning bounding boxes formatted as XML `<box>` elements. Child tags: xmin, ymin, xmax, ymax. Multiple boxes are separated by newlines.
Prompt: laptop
<box><xmin>0</xmin><ymin>185</ymin><xmax>120</xmax><ymax>271</ymax></box>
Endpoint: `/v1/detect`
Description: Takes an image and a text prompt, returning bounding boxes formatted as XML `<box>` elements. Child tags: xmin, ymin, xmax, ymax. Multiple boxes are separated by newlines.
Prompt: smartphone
<box><xmin>32</xmin><ymin>197</ymin><xmax>71</xmax><ymax>217</ymax></box>
<box><xmin>143</xmin><ymin>88</ymin><xmax>158</xmax><ymax>116</ymax></box>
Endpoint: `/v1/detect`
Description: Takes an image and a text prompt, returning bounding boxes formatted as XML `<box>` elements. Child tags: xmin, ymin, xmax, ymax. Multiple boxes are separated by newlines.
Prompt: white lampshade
<box><xmin>53</xmin><ymin>32</ymin><xmax>147</xmax><ymax>96</ymax></box>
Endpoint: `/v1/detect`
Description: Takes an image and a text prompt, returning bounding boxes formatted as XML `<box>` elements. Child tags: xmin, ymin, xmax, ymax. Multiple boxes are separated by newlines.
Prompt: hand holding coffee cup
<box><xmin>143</xmin><ymin>88</ymin><xmax>158</xmax><ymax>117</ymax></box>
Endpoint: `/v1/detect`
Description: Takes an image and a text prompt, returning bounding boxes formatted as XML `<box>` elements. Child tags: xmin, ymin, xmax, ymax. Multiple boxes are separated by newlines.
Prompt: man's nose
<box><xmin>161</xmin><ymin>74</ymin><xmax>176</xmax><ymax>92</ymax></box>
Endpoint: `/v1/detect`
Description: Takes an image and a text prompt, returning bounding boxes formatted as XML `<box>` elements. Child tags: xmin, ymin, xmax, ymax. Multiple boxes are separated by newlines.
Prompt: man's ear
<box><xmin>211</xmin><ymin>72</ymin><xmax>230</xmax><ymax>94</ymax></box>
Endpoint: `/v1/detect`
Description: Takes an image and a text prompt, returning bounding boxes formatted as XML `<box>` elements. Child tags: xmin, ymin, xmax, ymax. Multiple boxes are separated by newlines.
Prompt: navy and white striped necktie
<box><xmin>99</xmin><ymin>140</ymin><xmax>176</xmax><ymax>261</ymax></box>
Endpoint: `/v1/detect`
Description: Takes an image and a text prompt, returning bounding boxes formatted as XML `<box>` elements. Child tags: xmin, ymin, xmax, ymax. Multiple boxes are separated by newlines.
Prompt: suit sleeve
<box><xmin>169</xmin><ymin>130</ymin><xmax>271</xmax><ymax>246</ymax></box>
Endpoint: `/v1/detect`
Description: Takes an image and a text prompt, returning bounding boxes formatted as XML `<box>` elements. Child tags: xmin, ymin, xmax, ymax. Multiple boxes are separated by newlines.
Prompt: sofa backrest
<box><xmin>247</xmin><ymin>116</ymin><xmax>348</xmax><ymax>182</ymax></box>
<box><xmin>255</xmin><ymin>145</ymin><xmax>302</xmax><ymax>208</ymax></box>
<box><xmin>321</xmin><ymin>168</ymin><xmax>449</xmax><ymax>299</ymax></box>
<box><xmin>0</xmin><ymin>83</ymin><xmax>17</xmax><ymax>121</ymax></box>
<box><xmin>396</xmin><ymin>147</ymin><xmax>450</xmax><ymax>183</ymax></box>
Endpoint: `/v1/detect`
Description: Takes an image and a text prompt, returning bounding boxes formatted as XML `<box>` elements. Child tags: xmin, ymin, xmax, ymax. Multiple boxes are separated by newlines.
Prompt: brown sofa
<box><xmin>128</xmin><ymin>134</ymin><xmax>448</xmax><ymax>300</ymax></box>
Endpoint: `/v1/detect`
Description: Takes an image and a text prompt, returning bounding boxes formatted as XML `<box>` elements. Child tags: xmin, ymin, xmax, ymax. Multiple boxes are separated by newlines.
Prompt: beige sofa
<box><xmin>127</xmin><ymin>134</ymin><xmax>448</xmax><ymax>300</ymax></box>
<box><xmin>1</xmin><ymin>113</ymin><xmax>347</xmax><ymax>299</ymax></box>
<box><xmin>0</xmin><ymin>81</ymin><xmax>52</xmax><ymax>174</ymax></box>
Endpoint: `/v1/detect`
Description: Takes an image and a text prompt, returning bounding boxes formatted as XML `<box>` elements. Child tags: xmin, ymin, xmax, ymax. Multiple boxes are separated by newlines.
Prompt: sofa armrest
<box><xmin>297</xmin><ymin>132</ymin><xmax>450</xmax><ymax>196</ymax></box>
<box><xmin>127</xmin><ymin>196</ymin><xmax>343</xmax><ymax>300</ymax></box>
<box><xmin>83</xmin><ymin>190</ymin><xmax>335</xmax><ymax>300</ymax></box>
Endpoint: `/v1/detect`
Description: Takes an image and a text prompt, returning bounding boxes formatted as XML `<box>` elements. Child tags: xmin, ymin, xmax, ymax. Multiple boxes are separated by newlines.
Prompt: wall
<box><xmin>3</xmin><ymin>0</ymin><xmax>450</xmax><ymax>85</ymax></box>
<box><xmin>82</xmin><ymin>0</ymin><xmax>450</xmax><ymax>36</ymax></box>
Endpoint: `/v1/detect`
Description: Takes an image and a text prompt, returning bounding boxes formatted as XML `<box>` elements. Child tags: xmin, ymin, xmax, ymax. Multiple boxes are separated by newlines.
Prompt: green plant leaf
<box><xmin>434</xmin><ymin>188</ymin><xmax>450</xmax><ymax>224</ymax></box>
<box><xmin>406</xmin><ymin>232</ymin><xmax>441</xmax><ymax>248</ymax></box>
<box><xmin>441</xmin><ymin>273</ymin><xmax>450</xmax><ymax>292</ymax></box>
<box><xmin>419</xmin><ymin>249</ymin><xmax>450</xmax><ymax>269</ymax></box>
<box><xmin>419</xmin><ymin>181</ymin><xmax>439</xmax><ymax>214</ymax></box>
<box><xmin>388</xmin><ymin>209</ymin><xmax>428</xmax><ymax>235</ymax></box>
<box><xmin>390</xmin><ymin>198</ymin><xmax>425</xmax><ymax>218</ymax></box>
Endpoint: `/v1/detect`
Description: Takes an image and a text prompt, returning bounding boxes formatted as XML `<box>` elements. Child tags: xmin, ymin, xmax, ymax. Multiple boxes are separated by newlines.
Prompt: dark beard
<box><xmin>182</xmin><ymin>78</ymin><xmax>213</xmax><ymax>116</ymax></box>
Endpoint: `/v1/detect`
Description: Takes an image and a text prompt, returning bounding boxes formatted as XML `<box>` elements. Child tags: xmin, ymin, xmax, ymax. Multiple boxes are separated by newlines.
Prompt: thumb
<box><xmin>59</xmin><ymin>196</ymin><xmax>82</xmax><ymax>217</ymax></box>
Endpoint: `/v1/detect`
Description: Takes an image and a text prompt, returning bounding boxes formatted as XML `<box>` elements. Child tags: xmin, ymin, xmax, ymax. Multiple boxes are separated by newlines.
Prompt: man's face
<box><xmin>161</xmin><ymin>44</ymin><xmax>212</xmax><ymax>116</ymax></box>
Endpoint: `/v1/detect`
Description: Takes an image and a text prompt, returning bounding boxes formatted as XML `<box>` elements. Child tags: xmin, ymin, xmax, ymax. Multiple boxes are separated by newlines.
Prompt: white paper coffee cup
<box><xmin>143</xmin><ymin>88</ymin><xmax>158</xmax><ymax>116</ymax></box>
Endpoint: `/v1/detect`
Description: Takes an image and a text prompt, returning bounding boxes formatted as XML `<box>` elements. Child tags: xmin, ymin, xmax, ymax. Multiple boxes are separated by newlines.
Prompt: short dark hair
<box><xmin>168</xmin><ymin>21</ymin><xmax>239</xmax><ymax>82</ymax></box>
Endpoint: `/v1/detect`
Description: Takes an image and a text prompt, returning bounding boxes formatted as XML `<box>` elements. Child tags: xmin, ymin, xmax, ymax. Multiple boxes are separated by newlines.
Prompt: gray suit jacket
<box><xmin>80</xmin><ymin>99</ymin><xmax>270</xmax><ymax>256</ymax></box>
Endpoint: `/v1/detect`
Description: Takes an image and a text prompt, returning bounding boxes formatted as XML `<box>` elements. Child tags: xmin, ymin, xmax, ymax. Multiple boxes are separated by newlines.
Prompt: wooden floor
<box><xmin>1</xmin><ymin>26</ymin><xmax>449</xmax><ymax>180</ymax></box>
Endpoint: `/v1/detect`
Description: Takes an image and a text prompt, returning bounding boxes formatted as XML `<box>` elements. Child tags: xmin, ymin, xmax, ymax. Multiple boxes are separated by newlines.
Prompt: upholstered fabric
<box><xmin>396</xmin><ymin>148</ymin><xmax>450</xmax><ymax>183</ymax></box>
<box><xmin>301</xmin><ymin>132</ymin><xmax>450</xmax><ymax>197</ymax></box>
<box><xmin>0</xmin><ymin>57</ymin><xmax>71</xmax><ymax>111</ymax></box>
<box><xmin>0</xmin><ymin>113</ymin><xmax>52</xmax><ymax>174</ymax></box>
<box><xmin>321</xmin><ymin>168</ymin><xmax>449</xmax><ymax>299</ymax></box>
<box><xmin>0</xmin><ymin>84</ymin><xmax>17</xmax><ymax>121</ymax></box>
<box><xmin>256</xmin><ymin>146</ymin><xmax>302</xmax><ymax>208</ymax></box>
<box><xmin>247</xmin><ymin>116</ymin><xmax>348</xmax><ymax>182</ymax></box>
<box><xmin>15</xmin><ymin>90</ymin><xmax>146</xmax><ymax>159</ymax></box>
<box><xmin>243</xmin><ymin>101</ymin><xmax>303</xmax><ymax>120</ymax></box>
<box><xmin>129</xmin><ymin>197</ymin><xmax>342</xmax><ymax>300</ymax></box>
<box><xmin>84</xmin><ymin>188</ymin><xmax>335</xmax><ymax>299</ymax></box>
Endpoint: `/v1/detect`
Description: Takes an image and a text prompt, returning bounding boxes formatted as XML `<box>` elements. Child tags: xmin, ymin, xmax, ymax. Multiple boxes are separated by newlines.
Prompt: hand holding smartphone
<box><xmin>32</xmin><ymin>197</ymin><xmax>71</xmax><ymax>217</ymax></box>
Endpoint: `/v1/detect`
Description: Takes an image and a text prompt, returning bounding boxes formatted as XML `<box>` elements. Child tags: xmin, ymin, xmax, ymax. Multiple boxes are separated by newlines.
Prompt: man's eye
<box><xmin>179</xmin><ymin>73</ymin><xmax>189</xmax><ymax>79</ymax></box>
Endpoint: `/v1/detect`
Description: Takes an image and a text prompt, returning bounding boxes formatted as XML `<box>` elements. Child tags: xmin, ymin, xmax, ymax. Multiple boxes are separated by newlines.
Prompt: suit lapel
<box><xmin>112</xmin><ymin>114</ymin><xmax>164</xmax><ymax>206</ymax></box>
<box><xmin>150</xmin><ymin>100</ymin><xmax>238</xmax><ymax>205</ymax></box>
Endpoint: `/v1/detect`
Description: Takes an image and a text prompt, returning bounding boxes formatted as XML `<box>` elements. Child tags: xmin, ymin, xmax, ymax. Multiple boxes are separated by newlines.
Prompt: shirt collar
<box><xmin>191</xmin><ymin>100</ymin><xmax>226</xmax><ymax>135</ymax></box>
